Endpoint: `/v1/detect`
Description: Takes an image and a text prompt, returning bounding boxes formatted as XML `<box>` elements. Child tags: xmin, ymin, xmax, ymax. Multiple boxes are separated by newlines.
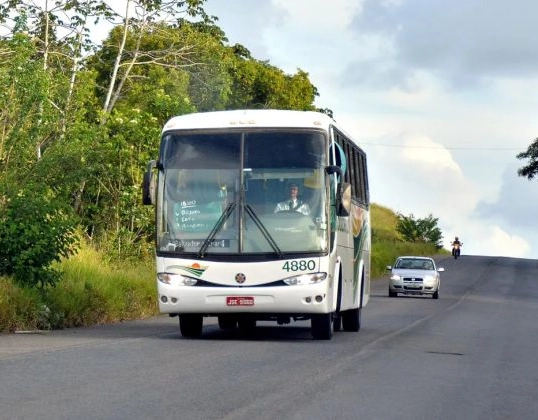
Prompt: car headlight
<box><xmin>390</xmin><ymin>274</ymin><xmax>401</xmax><ymax>281</ymax></box>
<box><xmin>283</xmin><ymin>272</ymin><xmax>327</xmax><ymax>285</ymax></box>
<box><xmin>157</xmin><ymin>272</ymin><xmax>198</xmax><ymax>286</ymax></box>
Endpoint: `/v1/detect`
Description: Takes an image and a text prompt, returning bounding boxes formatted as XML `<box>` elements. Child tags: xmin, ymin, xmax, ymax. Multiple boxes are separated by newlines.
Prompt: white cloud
<box><xmin>488</xmin><ymin>227</ymin><xmax>531</xmax><ymax>258</ymax></box>
<box><xmin>368</xmin><ymin>134</ymin><xmax>477</xmax><ymax>217</ymax></box>
<box><xmin>272</xmin><ymin>0</ymin><xmax>364</xmax><ymax>31</ymax></box>
<box><xmin>402</xmin><ymin>136</ymin><xmax>460</xmax><ymax>173</ymax></box>
<box><xmin>460</xmin><ymin>226</ymin><xmax>531</xmax><ymax>258</ymax></box>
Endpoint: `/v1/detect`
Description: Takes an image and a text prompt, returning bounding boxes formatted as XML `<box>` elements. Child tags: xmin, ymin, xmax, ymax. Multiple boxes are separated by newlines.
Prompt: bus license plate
<box><xmin>226</xmin><ymin>296</ymin><xmax>254</xmax><ymax>306</ymax></box>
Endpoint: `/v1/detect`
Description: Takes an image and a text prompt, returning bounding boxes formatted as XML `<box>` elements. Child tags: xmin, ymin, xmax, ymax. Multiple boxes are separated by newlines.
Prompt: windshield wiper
<box><xmin>198</xmin><ymin>203</ymin><xmax>236</xmax><ymax>258</ymax></box>
<box><xmin>244</xmin><ymin>204</ymin><xmax>283</xmax><ymax>258</ymax></box>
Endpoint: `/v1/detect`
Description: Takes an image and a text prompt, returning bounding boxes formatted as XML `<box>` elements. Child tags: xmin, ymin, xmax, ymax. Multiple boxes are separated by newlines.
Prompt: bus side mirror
<box><xmin>325</xmin><ymin>165</ymin><xmax>343</xmax><ymax>178</ymax></box>
<box><xmin>336</xmin><ymin>182</ymin><xmax>351</xmax><ymax>217</ymax></box>
<box><xmin>142</xmin><ymin>160</ymin><xmax>157</xmax><ymax>205</ymax></box>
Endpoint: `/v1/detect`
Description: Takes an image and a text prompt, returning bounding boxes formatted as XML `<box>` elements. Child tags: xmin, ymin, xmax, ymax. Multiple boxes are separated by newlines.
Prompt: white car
<box><xmin>387</xmin><ymin>256</ymin><xmax>444</xmax><ymax>299</ymax></box>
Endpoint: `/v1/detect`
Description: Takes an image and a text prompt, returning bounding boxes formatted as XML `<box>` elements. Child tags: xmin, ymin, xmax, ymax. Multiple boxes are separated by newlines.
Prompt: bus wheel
<box><xmin>334</xmin><ymin>314</ymin><xmax>342</xmax><ymax>332</ymax></box>
<box><xmin>179</xmin><ymin>314</ymin><xmax>203</xmax><ymax>338</ymax></box>
<box><xmin>342</xmin><ymin>308</ymin><xmax>361</xmax><ymax>332</ymax></box>
<box><xmin>311</xmin><ymin>314</ymin><xmax>333</xmax><ymax>340</ymax></box>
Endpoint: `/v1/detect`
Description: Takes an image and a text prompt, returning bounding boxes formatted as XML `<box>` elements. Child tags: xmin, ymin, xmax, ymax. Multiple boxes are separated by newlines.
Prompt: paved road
<box><xmin>1</xmin><ymin>255</ymin><xmax>537</xmax><ymax>420</ymax></box>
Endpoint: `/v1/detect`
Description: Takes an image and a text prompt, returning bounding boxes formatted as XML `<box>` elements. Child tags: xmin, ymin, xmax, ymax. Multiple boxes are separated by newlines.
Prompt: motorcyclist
<box><xmin>451</xmin><ymin>236</ymin><xmax>463</xmax><ymax>257</ymax></box>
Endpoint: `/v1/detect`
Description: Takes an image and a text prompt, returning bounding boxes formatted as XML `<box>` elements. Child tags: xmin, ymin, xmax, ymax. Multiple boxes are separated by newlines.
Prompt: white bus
<box><xmin>143</xmin><ymin>109</ymin><xmax>370</xmax><ymax>339</ymax></box>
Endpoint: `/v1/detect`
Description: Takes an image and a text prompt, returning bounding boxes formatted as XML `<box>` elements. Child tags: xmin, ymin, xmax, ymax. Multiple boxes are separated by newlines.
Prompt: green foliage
<box><xmin>226</xmin><ymin>56</ymin><xmax>317</xmax><ymax>110</ymax></box>
<box><xmin>370</xmin><ymin>204</ymin><xmax>448</xmax><ymax>278</ymax></box>
<box><xmin>0</xmin><ymin>35</ymin><xmax>49</xmax><ymax>178</ymax></box>
<box><xmin>517</xmin><ymin>137</ymin><xmax>538</xmax><ymax>180</ymax></box>
<box><xmin>0</xmin><ymin>245</ymin><xmax>157</xmax><ymax>332</ymax></box>
<box><xmin>120</xmin><ymin>66</ymin><xmax>195</xmax><ymax>121</ymax></box>
<box><xmin>371</xmin><ymin>203</ymin><xmax>401</xmax><ymax>242</ymax></box>
<box><xmin>0</xmin><ymin>186</ymin><xmax>79</xmax><ymax>288</ymax></box>
<box><xmin>0</xmin><ymin>277</ymin><xmax>44</xmax><ymax>332</ymax></box>
<box><xmin>396</xmin><ymin>213</ymin><xmax>443</xmax><ymax>248</ymax></box>
<box><xmin>84</xmin><ymin>109</ymin><xmax>160</xmax><ymax>259</ymax></box>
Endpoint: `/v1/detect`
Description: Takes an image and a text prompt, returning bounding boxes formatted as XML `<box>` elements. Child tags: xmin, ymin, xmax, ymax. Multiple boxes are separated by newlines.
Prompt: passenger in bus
<box><xmin>274</xmin><ymin>183</ymin><xmax>311</xmax><ymax>215</ymax></box>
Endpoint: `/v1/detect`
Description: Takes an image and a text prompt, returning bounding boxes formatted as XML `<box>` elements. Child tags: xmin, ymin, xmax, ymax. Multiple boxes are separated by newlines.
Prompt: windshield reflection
<box><xmin>156</xmin><ymin>130</ymin><xmax>328</xmax><ymax>256</ymax></box>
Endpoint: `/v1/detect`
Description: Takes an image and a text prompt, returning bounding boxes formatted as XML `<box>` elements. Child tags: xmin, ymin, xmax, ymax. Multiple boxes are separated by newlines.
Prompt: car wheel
<box><xmin>432</xmin><ymin>290</ymin><xmax>439</xmax><ymax>299</ymax></box>
<box><xmin>389</xmin><ymin>288</ymin><xmax>398</xmax><ymax>297</ymax></box>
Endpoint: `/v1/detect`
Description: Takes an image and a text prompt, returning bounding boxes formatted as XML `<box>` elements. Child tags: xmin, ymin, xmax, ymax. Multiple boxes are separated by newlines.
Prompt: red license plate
<box><xmin>226</xmin><ymin>296</ymin><xmax>254</xmax><ymax>306</ymax></box>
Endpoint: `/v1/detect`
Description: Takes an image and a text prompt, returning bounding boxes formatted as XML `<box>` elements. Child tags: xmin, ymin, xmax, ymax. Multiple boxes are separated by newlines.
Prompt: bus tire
<box><xmin>334</xmin><ymin>273</ymin><xmax>343</xmax><ymax>332</ymax></box>
<box><xmin>179</xmin><ymin>314</ymin><xmax>203</xmax><ymax>337</ymax></box>
<box><xmin>311</xmin><ymin>314</ymin><xmax>333</xmax><ymax>340</ymax></box>
<box><xmin>334</xmin><ymin>314</ymin><xmax>342</xmax><ymax>331</ymax></box>
<box><xmin>218</xmin><ymin>315</ymin><xmax>237</xmax><ymax>330</ymax></box>
<box><xmin>342</xmin><ymin>307</ymin><xmax>361</xmax><ymax>332</ymax></box>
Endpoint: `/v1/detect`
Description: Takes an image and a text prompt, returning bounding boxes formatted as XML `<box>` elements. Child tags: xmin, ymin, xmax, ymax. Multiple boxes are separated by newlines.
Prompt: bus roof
<box><xmin>162</xmin><ymin>109</ymin><xmax>337</xmax><ymax>133</ymax></box>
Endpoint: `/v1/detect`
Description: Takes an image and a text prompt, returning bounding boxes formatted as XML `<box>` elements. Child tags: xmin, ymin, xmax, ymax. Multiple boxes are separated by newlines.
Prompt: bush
<box><xmin>0</xmin><ymin>187</ymin><xmax>79</xmax><ymax>288</ymax></box>
<box><xmin>45</xmin><ymin>245</ymin><xmax>157</xmax><ymax>328</ymax></box>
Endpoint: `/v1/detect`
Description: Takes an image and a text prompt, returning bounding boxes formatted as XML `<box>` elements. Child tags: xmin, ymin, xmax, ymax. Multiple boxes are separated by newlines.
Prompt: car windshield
<box><xmin>396</xmin><ymin>259</ymin><xmax>434</xmax><ymax>270</ymax></box>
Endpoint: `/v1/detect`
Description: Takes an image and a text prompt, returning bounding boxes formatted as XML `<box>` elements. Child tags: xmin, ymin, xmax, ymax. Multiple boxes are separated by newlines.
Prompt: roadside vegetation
<box><xmin>0</xmin><ymin>244</ymin><xmax>156</xmax><ymax>332</ymax></box>
<box><xmin>371</xmin><ymin>204</ymin><xmax>447</xmax><ymax>278</ymax></box>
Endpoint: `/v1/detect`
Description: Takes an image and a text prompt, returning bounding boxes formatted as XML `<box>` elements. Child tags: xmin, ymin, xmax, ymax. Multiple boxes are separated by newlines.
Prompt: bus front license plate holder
<box><xmin>226</xmin><ymin>296</ymin><xmax>255</xmax><ymax>306</ymax></box>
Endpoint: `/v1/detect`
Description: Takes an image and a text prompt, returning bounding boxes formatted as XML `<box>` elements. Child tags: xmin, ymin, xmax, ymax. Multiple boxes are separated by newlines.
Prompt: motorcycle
<box><xmin>451</xmin><ymin>242</ymin><xmax>462</xmax><ymax>259</ymax></box>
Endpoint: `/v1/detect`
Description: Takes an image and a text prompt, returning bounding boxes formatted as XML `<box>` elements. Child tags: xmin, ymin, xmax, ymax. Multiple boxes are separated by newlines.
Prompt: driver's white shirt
<box><xmin>274</xmin><ymin>199</ymin><xmax>310</xmax><ymax>215</ymax></box>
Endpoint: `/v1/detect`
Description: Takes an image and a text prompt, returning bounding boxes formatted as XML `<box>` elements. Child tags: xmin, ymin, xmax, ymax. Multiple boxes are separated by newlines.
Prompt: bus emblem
<box><xmin>235</xmin><ymin>273</ymin><xmax>246</xmax><ymax>284</ymax></box>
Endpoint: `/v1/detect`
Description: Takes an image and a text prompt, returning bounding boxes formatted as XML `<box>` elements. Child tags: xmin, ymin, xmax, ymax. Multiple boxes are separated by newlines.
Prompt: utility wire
<box><xmin>360</xmin><ymin>142</ymin><xmax>524</xmax><ymax>151</ymax></box>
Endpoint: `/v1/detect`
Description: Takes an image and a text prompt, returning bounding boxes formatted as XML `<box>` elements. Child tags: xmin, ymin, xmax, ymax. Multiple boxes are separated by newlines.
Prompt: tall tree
<box><xmin>226</xmin><ymin>51</ymin><xmax>318</xmax><ymax>111</ymax></box>
<box><xmin>95</xmin><ymin>0</ymin><xmax>212</xmax><ymax>120</ymax></box>
<box><xmin>0</xmin><ymin>35</ymin><xmax>79</xmax><ymax>288</ymax></box>
<box><xmin>396</xmin><ymin>213</ymin><xmax>444</xmax><ymax>249</ymax></box>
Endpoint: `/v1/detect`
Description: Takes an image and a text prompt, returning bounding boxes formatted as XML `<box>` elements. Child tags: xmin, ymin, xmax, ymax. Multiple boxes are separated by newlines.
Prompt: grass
<box><xmin>370</xmin><ymin>203</ymin><xmax>449</xmax><ymax>277</ymax></box>
<box><xmin>0</xmin><ymin>203</ymin><xmax>449</xmax><ymax>332</ymax></box>
<box><xmin>0</xmin><ymin>244</ymin><xmax>157</xmax><ymax>332</ymax></box>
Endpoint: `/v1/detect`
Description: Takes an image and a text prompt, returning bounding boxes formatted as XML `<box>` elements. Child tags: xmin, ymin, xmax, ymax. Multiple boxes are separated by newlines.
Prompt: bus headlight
<box><xmin>283</xmin><ymin>272</ymin><xmax>327</xmax><ymax>285</ymax></box>
<box><xmin>157</xmin><ymin>272</ymin><xmax>198</xmax><ymax>286</ymax></box>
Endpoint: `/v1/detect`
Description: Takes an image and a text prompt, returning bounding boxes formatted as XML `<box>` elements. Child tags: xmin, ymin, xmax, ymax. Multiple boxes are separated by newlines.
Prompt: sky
<box><xmin>201</xmin><ymin>0</ymin><xmax>538</xmax><ymax>259</ymax></box>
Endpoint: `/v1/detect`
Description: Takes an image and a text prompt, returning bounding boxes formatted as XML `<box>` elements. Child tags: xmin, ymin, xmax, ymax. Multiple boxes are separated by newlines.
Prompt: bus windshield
<box><xmin>156</xmin><ymin>129</ymin><xmax>328</xmax><ymax>256</ymax></box>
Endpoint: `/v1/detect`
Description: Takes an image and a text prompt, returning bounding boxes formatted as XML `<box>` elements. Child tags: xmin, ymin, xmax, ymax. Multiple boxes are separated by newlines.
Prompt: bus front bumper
<box><xmin>157</xmin><ymin>282</ymin><xmax>334</xmax><ymax>315</ymax></box>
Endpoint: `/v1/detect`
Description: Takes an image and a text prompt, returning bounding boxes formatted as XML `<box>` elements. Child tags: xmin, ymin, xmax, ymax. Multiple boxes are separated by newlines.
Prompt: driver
<box><xmin>451</xmin><ymin>236</ymin><xmax>462</xmax><ymax>246</ymax></box>
<box><xmin>451</xmin><ymin>236</ymin><xmax>463</xmax><ymax>256</ymax></box>
<box><xmin>274</xmin><ymin>183</ymin><xmax>310</xmax><ymax>215</ymax></box>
